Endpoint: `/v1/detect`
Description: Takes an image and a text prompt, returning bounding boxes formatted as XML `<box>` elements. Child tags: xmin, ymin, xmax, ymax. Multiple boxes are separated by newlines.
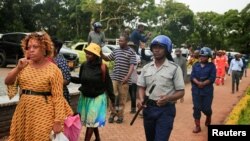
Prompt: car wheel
<box><xmin>0</xmin><ymin>52</ymin><xmax>7</xmax><ymax>68</ymax></box>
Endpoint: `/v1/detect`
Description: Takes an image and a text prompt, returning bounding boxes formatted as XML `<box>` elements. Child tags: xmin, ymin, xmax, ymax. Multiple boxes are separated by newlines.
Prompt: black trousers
<box><xmin>232</xmin><ymin>70</ymin><xmax>241</xmax><ymax>92</ymax></box>
<box><xmin>129</xmin><ymin>83</ymin><xmax>137</xmax><ymax>110</ymax></box>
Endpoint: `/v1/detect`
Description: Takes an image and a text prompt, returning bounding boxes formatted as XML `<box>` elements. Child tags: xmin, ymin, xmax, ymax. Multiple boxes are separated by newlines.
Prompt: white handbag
<box><xmin>50</xmin><ymin>131</ymin><xmax>69</xmax><ymax>141</ymax></box>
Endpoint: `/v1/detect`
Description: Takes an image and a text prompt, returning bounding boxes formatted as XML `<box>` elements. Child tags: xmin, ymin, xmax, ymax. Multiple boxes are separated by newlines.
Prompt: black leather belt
<box><xmin>22</xmin><ymin>89</ymin><xmax>51</xmax><ymax>96</ymax></box>
<box><xmin>22</xmin><ymin>89</ymin><xmax>51</xmax><ymax>103</ymax></box>
<box><xmin>146</xmin><ymin>99</ymin><xmax>175</xmax><ymax>107</ymax></box>
<box><xmin>146</xmin><ymin>99</ymin><xmax>158</xmax><ymax>106</ymax></box>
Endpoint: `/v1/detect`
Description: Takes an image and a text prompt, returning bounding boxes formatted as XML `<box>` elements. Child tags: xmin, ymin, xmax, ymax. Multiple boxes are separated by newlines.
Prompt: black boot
<box><xmin>85</xmin><ymin>127</ymin><xmax>94</xmax><ymax>141</ymax></box>
<box><xmin>205</xmin><ymin>116</ymin><xmax>211</xmax><ymax>126</ymax></box>
<box><xmin>108</xmin><ymin>115</ymin><xmax>115</xmax><ymax>123</ymax></box>
<box><xmin>94</xmin><ymin>128</ymin><xmax>101</xmax><ymax>141</ymax></box>
<box><xmin>193</xmin><ymin>119</ymin><xmax>201</xmax><ymax>133</ymax></box>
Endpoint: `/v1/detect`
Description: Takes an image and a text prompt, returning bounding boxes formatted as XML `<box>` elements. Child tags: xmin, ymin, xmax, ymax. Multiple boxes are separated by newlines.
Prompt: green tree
<box><xmin>60</xmin><ymin>0</ymin><xmax>91</xmax><ymax>41</ymax></box>
<box><xmin>222</xmin><ymin>10</ymin><xmax>242</xmax><ymax>51</ymax></box>
<box><xmin>163</xmin><ymin>0</ymin><xmax>195</xmax><ymax>47</ymax></box>
<box><xmin>81</xmin><ymin>0</ymin><xmax>145</xmax><ymax>38</ymax></box>
<box><xmin>239</xmin><ymin>3</ymin><xmax>250</xmax><ymax>53</ymax></box>
<box><xmin>0</xmin><ymin>0</ymin><xmax>36</xmax><ymax>32</ymax></box>
<box><xmin>133</xmin><ymin>0</ymin><xmax>195</xmax><ymax>47</ymax></box>
<box><xmin>194</xmin><ymin>12</ymin><xmax>222</xmax><ymax>49</ymax></box>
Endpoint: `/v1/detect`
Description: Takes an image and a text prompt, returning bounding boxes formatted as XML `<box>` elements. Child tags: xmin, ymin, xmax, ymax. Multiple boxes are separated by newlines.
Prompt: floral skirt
<box><xmin>77</xmin><ymin>92</ymin><xmax>107</xmax><ymax>127</ymax></box>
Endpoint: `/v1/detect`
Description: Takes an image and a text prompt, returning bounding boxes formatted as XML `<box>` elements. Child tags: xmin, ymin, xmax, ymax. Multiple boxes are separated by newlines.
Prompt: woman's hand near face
<box><xmin>5</xmin><ymin>57</ymin><xmax>30</xmax><ymax>85</ymax></box>
<box><xmin>17</xmin><ymin>58</ymin><xmax>30</xmax><ymax>70</ymax></box>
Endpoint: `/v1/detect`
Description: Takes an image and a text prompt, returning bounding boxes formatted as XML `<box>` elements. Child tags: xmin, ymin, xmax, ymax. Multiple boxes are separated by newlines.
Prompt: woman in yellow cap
<box><xmin>71</xmin><ymin>43</ymin><xmax>115</xmax><ymax>141</ymax></box>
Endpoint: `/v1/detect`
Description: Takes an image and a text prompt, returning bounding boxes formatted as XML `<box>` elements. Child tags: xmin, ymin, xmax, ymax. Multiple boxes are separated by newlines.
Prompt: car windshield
<box><xmin>105</xmin><ymin>45</ymin><xmax>119</xmax><ymax>51</ymax></box>
<box><xmin>102</xmin><ymin>46</ymin><xmax>112</xmax><ymax>54</ymax></box>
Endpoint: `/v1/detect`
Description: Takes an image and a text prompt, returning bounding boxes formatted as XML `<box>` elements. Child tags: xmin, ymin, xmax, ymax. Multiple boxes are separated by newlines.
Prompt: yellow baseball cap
<box><xmin>84</xmin><ymin>43</ymin><xmax>101</xmax><ymax>57</ymax></box>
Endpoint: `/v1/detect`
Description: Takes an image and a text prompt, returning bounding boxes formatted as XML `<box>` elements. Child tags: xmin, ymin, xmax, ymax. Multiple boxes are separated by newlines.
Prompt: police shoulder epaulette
<box><xmin>169</xmin><ymin>61</ymin><xmax>178</xmax><ymax>68</ymax></box>
<box><xmin>168</xmin><ymin>61</ymin><xmax>179</xmax><ymax>79</ymax></box>
<box><xmin>143</xmin><ymin>62</ymin><xmax>152</xmax><ymax>69</ymax></box>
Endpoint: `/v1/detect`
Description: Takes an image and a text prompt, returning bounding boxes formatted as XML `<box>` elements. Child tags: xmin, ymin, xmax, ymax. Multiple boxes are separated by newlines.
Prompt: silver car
<box><xmin>60</xmin><ymin>45</ymin><xmax>79</xmax><ymax>71</ymax></box>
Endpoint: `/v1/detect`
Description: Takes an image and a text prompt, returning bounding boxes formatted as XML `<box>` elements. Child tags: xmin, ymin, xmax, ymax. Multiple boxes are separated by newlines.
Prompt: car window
<box><xmin>2</xmin><ymin>34</ymin><xmax>26</xmax><ymax>43</ymax></box>
<box><xmin>75</xmin><ymin>45</ymin><xmax>84</xmax><ymax>51</ymax></box>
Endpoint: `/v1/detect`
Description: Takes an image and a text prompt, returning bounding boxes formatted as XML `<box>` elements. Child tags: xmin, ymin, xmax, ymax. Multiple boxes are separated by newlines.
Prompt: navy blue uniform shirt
<box><xmin>190</xmin><ymin>62</ymin><xmax>216</xmax><ymax>96</ymax></box>
<box><xmin>130</xmin><ymin>29</ymin><xmax>148</xmax><ymax>47</ymax></box>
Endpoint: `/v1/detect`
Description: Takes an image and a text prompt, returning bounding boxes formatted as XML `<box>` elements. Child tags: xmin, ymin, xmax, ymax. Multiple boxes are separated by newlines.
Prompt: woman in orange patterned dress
<box><xmin>5</xmin><ymin>31</ymin><xmax>73</xmax><ymax>141</ymax></box>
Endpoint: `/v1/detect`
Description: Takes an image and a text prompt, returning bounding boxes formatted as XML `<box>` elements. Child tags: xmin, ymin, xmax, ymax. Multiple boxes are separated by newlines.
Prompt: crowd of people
<box><xmin>4</xmin><ymin>21</ymin><xmax>249</xmax><ymax>141</ymax></box>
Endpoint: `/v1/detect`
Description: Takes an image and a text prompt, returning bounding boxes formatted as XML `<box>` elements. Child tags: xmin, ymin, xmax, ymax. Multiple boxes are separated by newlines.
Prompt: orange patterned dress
<box><xmin>7</xmin><ymin>63</ymin><xmax>73</xmax><ymax>141</ymax></box>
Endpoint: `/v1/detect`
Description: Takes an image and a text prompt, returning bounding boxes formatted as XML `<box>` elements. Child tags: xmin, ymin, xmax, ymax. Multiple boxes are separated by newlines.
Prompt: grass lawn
<box><xmin>237</xmin><ymin>75</ymin><xmax>250</xmax><ymax>125</ymax></box>
<box><xmin>238</xmin><ymin>64</ymin><xmax>250</xmax><ymax>124</ymax></box>
<box><xmin>238</xmin><ymin>100</ymin><xmax>250</xmax><ymax>124</ymax></box>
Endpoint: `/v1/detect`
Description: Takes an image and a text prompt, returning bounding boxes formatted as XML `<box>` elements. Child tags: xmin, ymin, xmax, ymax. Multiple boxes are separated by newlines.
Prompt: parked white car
<box><xmin>71</xmin><ymin>42</ymin><xmax>88</xmax><ymax>51</ymax></box>
<box><xmin>103</xmin><ymin>44</ymin><xmax>119</xmax><ymax>51</ymax></box>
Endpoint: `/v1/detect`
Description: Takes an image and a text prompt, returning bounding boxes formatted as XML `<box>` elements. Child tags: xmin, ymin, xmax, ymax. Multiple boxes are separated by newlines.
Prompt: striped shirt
<box><xmin>108</xmin><ymin>46</ymin><xmax>137</xmax><ymax>84</ymax></box>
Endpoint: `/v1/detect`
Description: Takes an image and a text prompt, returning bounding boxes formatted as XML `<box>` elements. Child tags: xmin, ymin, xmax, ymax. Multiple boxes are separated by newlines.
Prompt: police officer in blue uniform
<box><xmin>137</xmin><ymin>35</ymin><xmax>185</xmax><ymax>141</ymax></box>
<box><xmin>190</xmin><ymin>47</ymin><xmax>216</xmax><ymax>133</ymax></box>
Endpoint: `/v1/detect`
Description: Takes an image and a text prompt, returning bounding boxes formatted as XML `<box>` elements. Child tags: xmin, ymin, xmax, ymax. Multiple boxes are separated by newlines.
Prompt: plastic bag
<box><xmin>50</xmin><ymin>131</ymin><xmax>69</xmax><ymax>141</ymax></box>
<box><xmin>64</xmin><ymin>114</ymin><xmax>82</xmax><ymax>141</ymax></box>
